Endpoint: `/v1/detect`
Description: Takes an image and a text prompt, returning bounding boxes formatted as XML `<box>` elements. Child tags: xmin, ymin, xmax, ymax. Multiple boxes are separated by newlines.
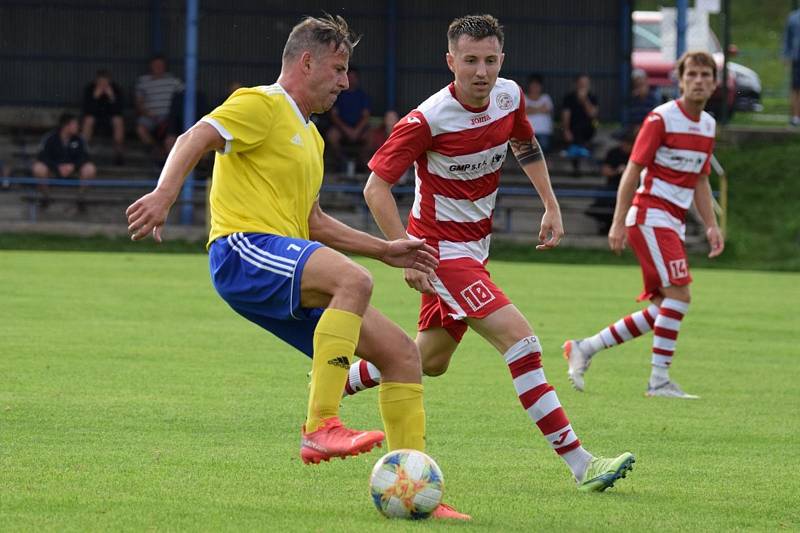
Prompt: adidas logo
<box><xmin>327</xmin><ymin>356</ymin><xmax>350</xmax><ymax>369</ymax></box>
<box><xmin>291</xmin><ymin>133</ymin><xmax>303</xmax><ymax>146</ymax></box>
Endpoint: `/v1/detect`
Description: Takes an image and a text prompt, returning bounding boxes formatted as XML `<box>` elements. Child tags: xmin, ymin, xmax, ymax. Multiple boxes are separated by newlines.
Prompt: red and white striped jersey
<box><xmin>626</xmin><ymin>99</ymin><xmax>716</xmax><ymax>240</ymax></box>
<box><xmin>368</xmin><ymin>78</ymin><xmax>533</xmax><ymax>263</ymax></box>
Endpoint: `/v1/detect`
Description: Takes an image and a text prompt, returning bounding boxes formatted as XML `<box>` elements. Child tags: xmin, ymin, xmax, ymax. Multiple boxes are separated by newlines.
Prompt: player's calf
<box><xmin>343</xmin><ymin>350</ymin><xmax>451</xmax><ymax>396</ymax></box>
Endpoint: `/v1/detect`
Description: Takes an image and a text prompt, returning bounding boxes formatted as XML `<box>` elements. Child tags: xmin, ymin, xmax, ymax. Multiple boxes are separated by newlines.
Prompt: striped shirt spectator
<box><xmin>135</xmin><ymin>55</ymin><xmax>183</xmax><ymax>157</ymax></box>
<box><xmin>136</xmin><ymin>73</ymin><xmax>183</xmax><ymax>120</ymax></box>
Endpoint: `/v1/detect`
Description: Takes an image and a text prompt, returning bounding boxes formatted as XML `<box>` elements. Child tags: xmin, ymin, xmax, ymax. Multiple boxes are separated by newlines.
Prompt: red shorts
<box><xmin>418</xmin><ymin>258</ymin><xmax>511</xmax><ymax>342</ymax></box>
<box><xmin>627</xmin><ymin>225</ymin><xmax>692</xmax><ymax>301</ymax></box>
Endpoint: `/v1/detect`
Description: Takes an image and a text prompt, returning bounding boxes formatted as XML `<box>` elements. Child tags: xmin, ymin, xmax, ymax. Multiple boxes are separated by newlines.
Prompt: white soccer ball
<box><xmin>369</xmin><ymin>449</ymin><xmax>444</xmax><ymax>519</ymax></box>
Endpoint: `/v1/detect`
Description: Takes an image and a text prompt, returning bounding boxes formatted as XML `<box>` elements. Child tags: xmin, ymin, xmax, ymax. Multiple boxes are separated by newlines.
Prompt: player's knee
<box><xmin>340</xmin><ymin>264</ymin><xmax>373</xmax><ymax>300</ymax></box>
<box><xmin>662</xmin><ymin>286</ymin><xmax>691</xmax><ymax>304</ymax></box>
<box><xmin>373</xmin><ymin>334</ymin><xmax>421</xmax><ymax>381</ymax></box>
<box><xmin>422</xmin><ymin>355</ymin><xmax>450</xmax><ymax>377</ymax></box>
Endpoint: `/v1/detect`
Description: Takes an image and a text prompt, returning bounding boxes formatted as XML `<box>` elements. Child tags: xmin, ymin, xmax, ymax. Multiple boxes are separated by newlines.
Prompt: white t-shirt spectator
<box><xmin>525</xmin><ymin>94</ymin><xmax>553</xmax><ymax>135</ymax></box>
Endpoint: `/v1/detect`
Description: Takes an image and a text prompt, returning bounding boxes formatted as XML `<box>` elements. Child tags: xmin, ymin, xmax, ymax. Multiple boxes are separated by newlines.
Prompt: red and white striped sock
<box><xmin>505</xmin><ymin>336</ymin><xmax>592</xmax><ymax>478</ymax></box>
<box><xmin>580</xmin><ymin>303</ymin><xmax>660</xmax><ymax>355</ymax></box>
<box><xmin>650</xmin><ymin>298</ymin><xmax>689</xmax><ymax>384</ymax></box>
<box><xmin>343</xmin><ymin>359</ymin><xmax>381</xmax><ymax>396</ymax></box>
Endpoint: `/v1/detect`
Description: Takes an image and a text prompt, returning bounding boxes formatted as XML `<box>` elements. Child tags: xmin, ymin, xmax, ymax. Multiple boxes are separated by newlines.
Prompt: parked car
<box><xmin>727</xmin><ymin>61</ymin><xmax>762</xmax><ymax>112</ymax></box>
<box><xmin>632</xmin><ymin>10</ymin><xmax>762</xmax><ymax>114</ymax></box>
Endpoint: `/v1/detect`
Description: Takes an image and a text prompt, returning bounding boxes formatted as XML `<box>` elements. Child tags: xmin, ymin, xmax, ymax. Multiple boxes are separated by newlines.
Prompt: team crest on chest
<box><xmin>496</xmin><ymin>92</ymin><xmax>513</xmax><ymax>110</ymax></box>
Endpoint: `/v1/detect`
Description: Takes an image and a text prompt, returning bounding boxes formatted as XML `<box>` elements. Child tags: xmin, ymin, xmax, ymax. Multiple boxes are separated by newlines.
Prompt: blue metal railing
<box><xmin>4</xmin><ymin>174</ymin><xmax>718</xmax><ymax>234</ymax></box>
<box><xmin>3</xmin><ymin>176</ymin><xmax>618</xmax><ymax>231</ymax></box>
<box><xmin>2</xmin><ymin>176</ymin><xmax>620</xmax><ymax>197</ymax></box>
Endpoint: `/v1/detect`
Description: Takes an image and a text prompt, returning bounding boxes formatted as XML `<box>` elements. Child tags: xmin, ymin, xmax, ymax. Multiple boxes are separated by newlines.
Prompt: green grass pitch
<box><xmin>1</xmin><ymin>250</ymin><xmax>797</xmax><ymax>531</ymax></box>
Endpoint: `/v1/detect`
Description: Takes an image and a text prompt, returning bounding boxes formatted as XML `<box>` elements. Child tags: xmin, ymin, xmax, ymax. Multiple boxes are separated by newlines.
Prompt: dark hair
<box><xmin>447</xmin><ymin>14</ymin><xmax>504</xmax><ymax>48</ymax></box>
<box><xmin>96</xmin><ymin>68</ymin><xmax>111</xmax><ymax>78</ymax></box>
<box><xmin>149</xmin><ymin>54</ymin><xmax>166</xmax><ymax>64</ymax></box>
<box><xmin>676</xmin><ymin>50</ymin><xmax>717</xmax><ymax>81</ymax></box>
<box><xmin>58</xmin><ymin>112</ymin><xmax>77</xmax><ymax>128</ymax></box>
<box><xmin>575</xmin><ymin>72</ymin><xmax>590</xmax><ymax>82</ymax></box>
<box><xmin>527</xmin><ymin>73</ymin><xmax>543</xmax><ymax>87</ymax></box>
<box><xmin>282</xmin><ymin>14</ymin><xmax>360</xmax><ymax>62</ymax></box>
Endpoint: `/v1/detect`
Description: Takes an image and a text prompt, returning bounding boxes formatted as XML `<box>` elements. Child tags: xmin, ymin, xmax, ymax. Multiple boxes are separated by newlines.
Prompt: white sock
<box><xmin>649</xmin><ymin>365</ymin><xmax>670</xmax><ymax>386</ymax></box>
<box><xmin>343</xmin><ymin>359</ymin><xmax>381</xmax><ymax>395</ymax></box>
<box><xmin>562</xmin><ymin>446</ymin><xmax>593</xmax><ymax>481</ymax></box>
<box><xmin>579</xmin><ymin>335</ymin><xmax>605</xmax><ymax>355</ymax></box>
<box><xmin>650</xmin><ymin>298</ymin><xmax>689</xmax><ymax>378</ymax></box>
<box><xmin>580</xmin><ymin>304</ymin><xmax>659</xmax><ymax>356</ymax></box>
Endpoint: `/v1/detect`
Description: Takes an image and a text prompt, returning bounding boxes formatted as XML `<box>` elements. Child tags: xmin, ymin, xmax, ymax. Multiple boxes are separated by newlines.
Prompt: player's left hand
<box><xmin>381</xmin><ymin>238</ymin><xmax>439</xmax><ymax>274</ymax></box>
<box><xmin>706</xmin><ymin>226</ymin><xmax>725</xmax><ymax>258</ymax></box>
<box><xmin>537</xmin><ymin>208</ymin><xmax>564</xmax><ymax>250</ymax></box>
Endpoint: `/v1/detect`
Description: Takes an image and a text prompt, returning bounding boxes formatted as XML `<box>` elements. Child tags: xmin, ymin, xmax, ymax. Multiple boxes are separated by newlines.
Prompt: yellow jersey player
<box><xmin>125</xmin><ymin>14</ymin><xmax>468</xmax><ymax>520</ymax></box>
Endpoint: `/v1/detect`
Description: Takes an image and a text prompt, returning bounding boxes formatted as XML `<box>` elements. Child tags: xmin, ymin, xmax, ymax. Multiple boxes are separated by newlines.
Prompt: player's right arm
<box><xmin>608</xmin><ymin>160</ymin><xmax>644</xmax><ymax>254</ymax></box>
<box><xmin>126</xmin><ymin>122</ymin><xmax>223</xmax><ymax>241</ymax></box>
<box><xmin>364</xmin><ymin>173</ymin><xmax>435</xmax><ymax>294</ymax></box>
<box><xmin>363</xmin><ymin>173</ymin><xmax>408</xmax><ymax>241</ymax></box>
<box><xmin>608</xmin><ymin>112</ymin><xmax>664</xmax><ymax>254</ymax></box>
<box><xmin>127</xmin><ymin>89</ymin><xmax>270</xmax><ymax>241</ymax></box>
<box><xmin>365</xmin><ymin>110</ymin><xmax>434</xmax><ymax>294</ymax></box>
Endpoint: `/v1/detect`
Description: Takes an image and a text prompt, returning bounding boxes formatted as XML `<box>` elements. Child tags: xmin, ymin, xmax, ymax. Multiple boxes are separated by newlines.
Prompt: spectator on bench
<box><xmin>524</xmin><ymin>73</ymin><xmax>554</xmax><ymax>153</ymax></box>
<box><xmin>135</xmin><ymin>55</ymin><xmax>183</xmax><ymax>160</ymax></box>
<box><xmin>326</xmin><ymin>66</ymin><xmax>371</xmax><ymax>173</ymax></box>
<box><xmin>784</xmin><ymin>6</ymin><xmax>800</xmax><ymax>126</ymax></box>
<box><xmin>32</xmin><ymin>113</ymin><xmax>97</xmax><ymax>210</ymax></box>
<box><xmin>627</xmin><ymin>68</ymin><xmax>658</xmax><ymax>128</ymax></box>
<box><xmin>164</xmin><ymin>87</ymin><xmax>210</xmax><ymax>153</ymax></box>
<box><xmin>561</xmin><ymin>73</ymin><xmax>599</xmax><ymax>175</ymax></box>
<box><xmin>81</xmin><ymin>69</ymin><xmax>126</xmax><ymax>166</ymax></box>
<box><xmin>366</xmin><ymin>110</ymin><xmax>399</xmax><ymax>162</ymax></box>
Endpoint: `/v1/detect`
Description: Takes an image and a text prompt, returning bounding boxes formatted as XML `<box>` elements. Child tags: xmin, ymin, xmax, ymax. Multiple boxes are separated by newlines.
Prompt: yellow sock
<box><xmin>379</xmin><ymin>382</ymin><xmax>426</xmax><ymax>451</ymax></box>
<box><xmin>305</xmin><ymin>308</ymin><xmax>362</xmax><ymax>433</ymax></box>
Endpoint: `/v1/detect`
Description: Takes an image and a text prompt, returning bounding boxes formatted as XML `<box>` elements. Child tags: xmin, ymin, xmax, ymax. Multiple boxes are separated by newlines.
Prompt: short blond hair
<box><xmin>282</xmin><ymin>14</ymin><xmax>360</xmax><ymax>63</ymax></box>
